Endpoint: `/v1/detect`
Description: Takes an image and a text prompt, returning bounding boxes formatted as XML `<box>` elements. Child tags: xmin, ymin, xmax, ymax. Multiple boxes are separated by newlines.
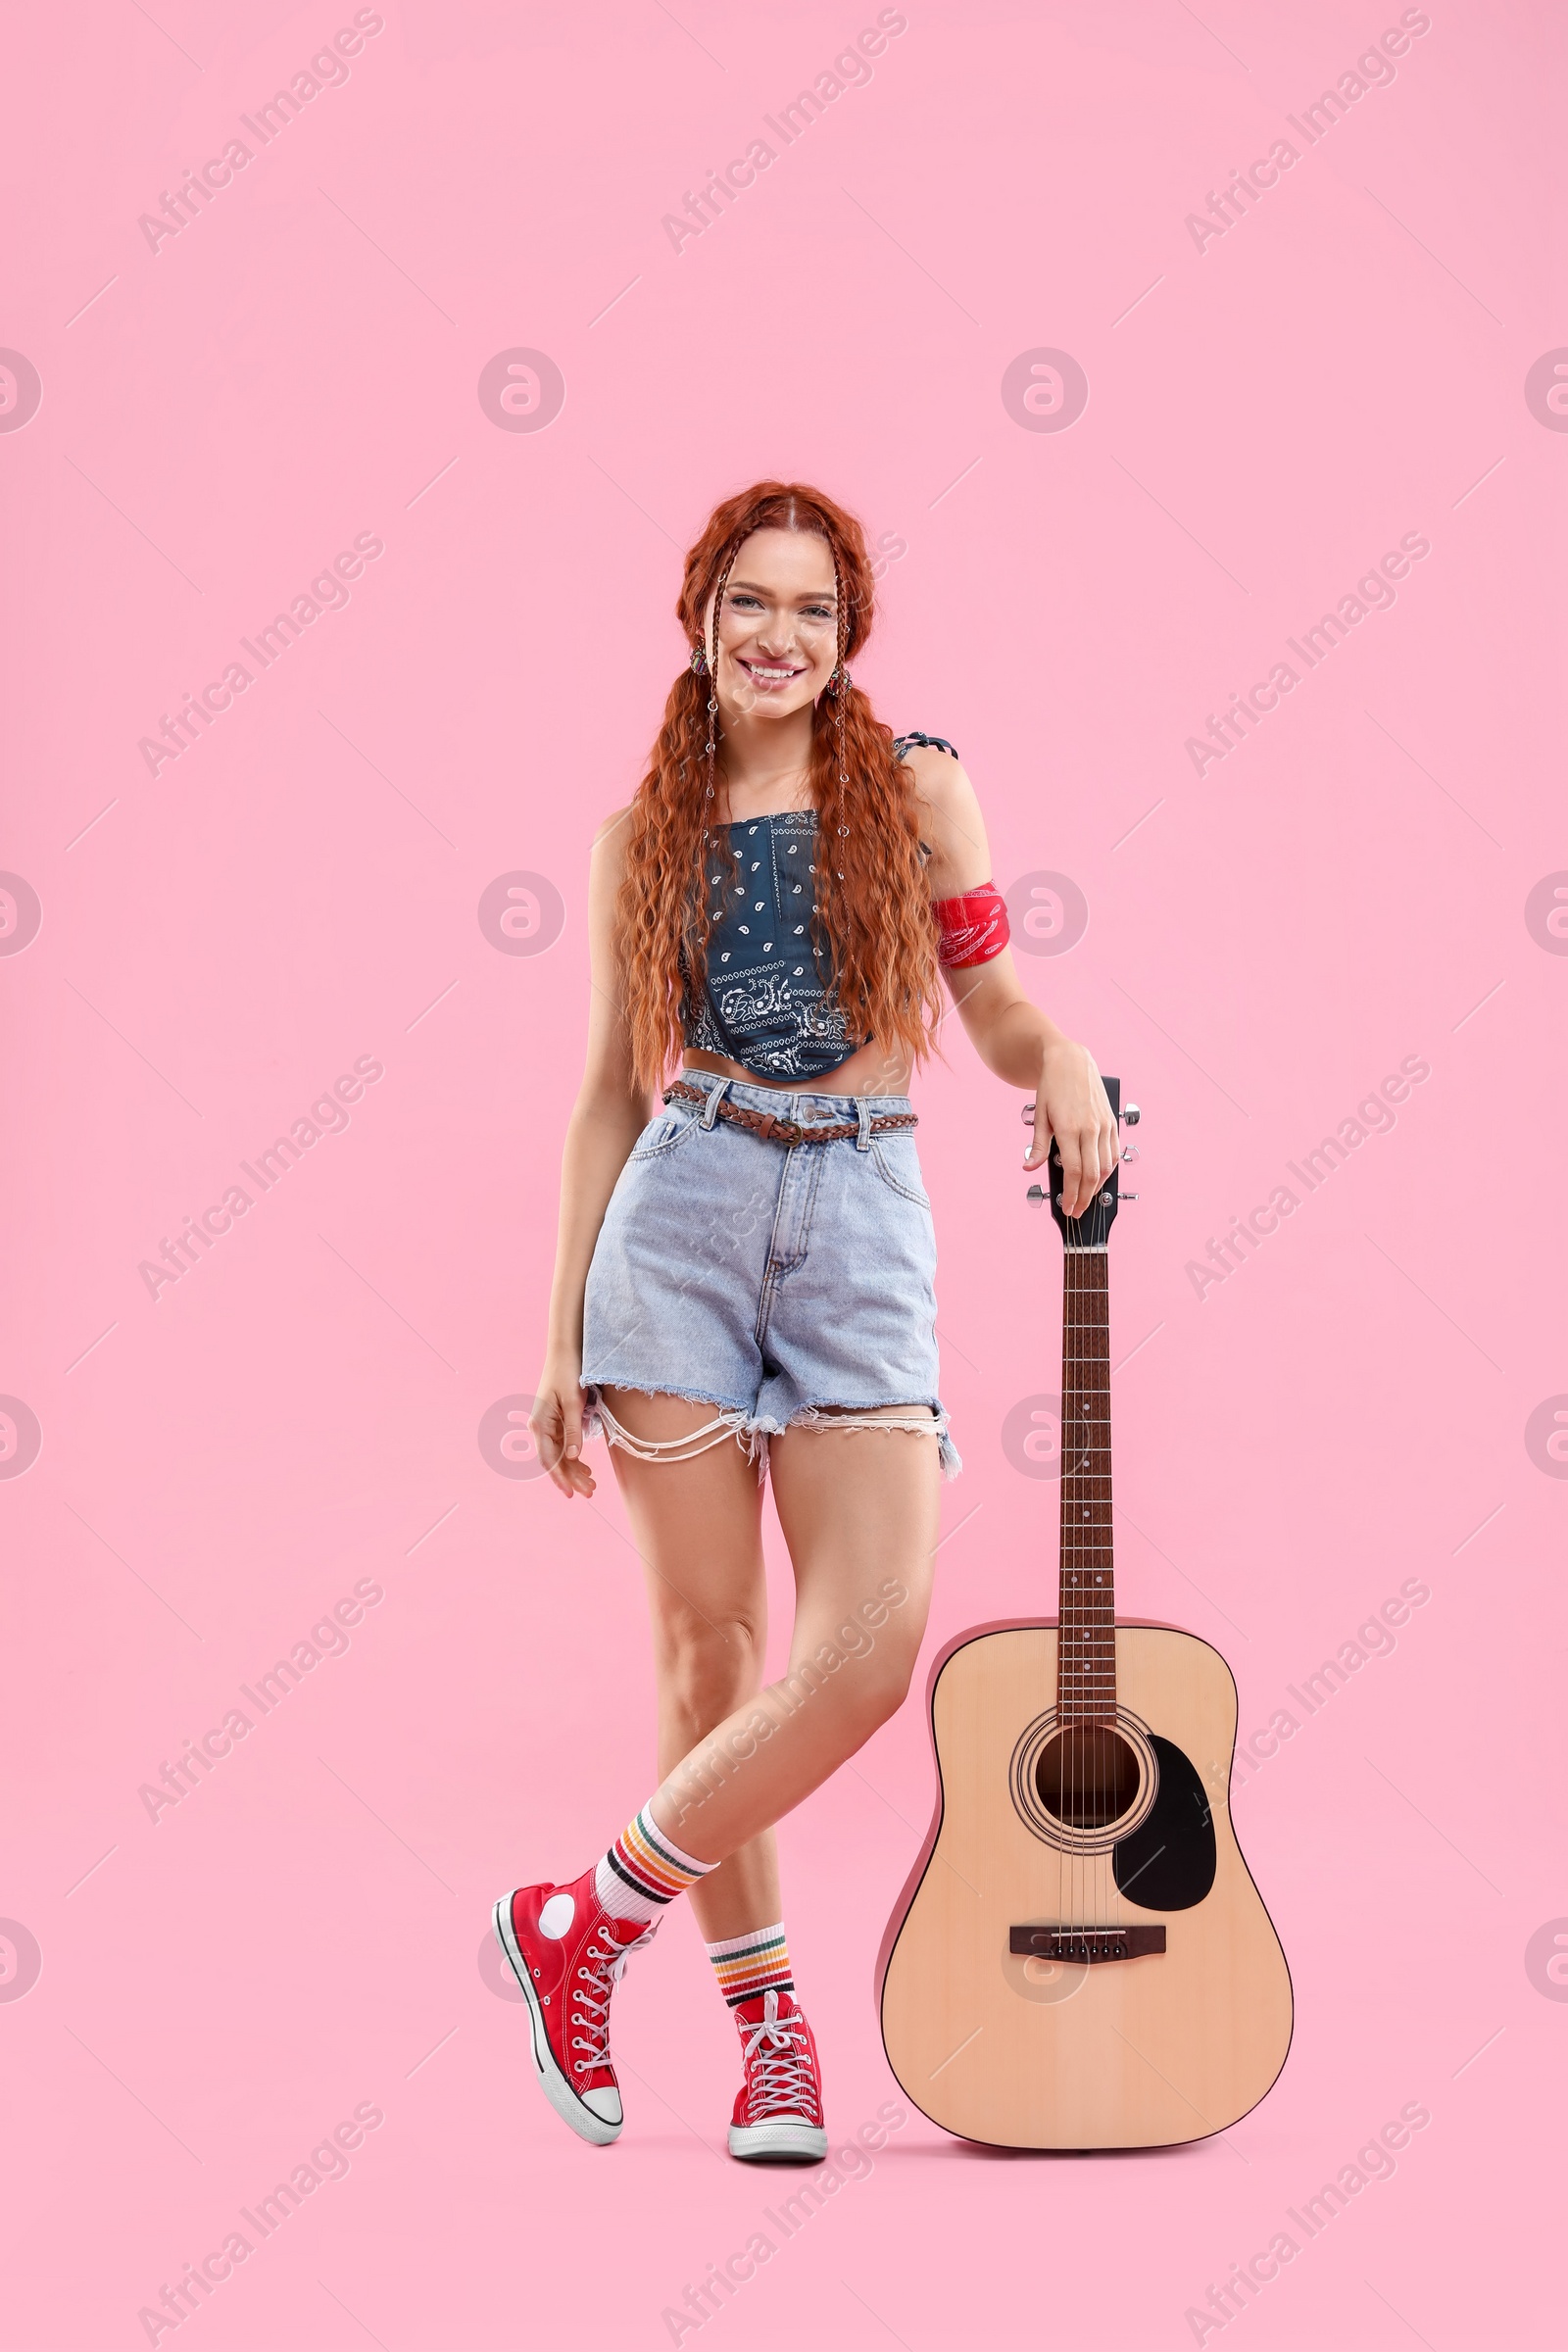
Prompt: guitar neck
<box><xmin>1058</xmin><ymin>1249</ymin><xmax>1114</xmax><ymax>1722</ymax></box>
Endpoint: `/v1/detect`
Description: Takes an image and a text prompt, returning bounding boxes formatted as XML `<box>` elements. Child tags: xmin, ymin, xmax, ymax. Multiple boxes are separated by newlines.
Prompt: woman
<box><xmin>496</xmin><ymin>482</ymin><xmax>1115</xmax><ymax>2161</ymax></box>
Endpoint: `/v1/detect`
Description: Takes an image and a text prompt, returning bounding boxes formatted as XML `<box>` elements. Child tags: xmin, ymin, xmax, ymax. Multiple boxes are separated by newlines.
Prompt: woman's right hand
<box><xmin>530</xmin><ymin>1359</ymin><xmax>596</xmax><ymax>1498</ymax></box>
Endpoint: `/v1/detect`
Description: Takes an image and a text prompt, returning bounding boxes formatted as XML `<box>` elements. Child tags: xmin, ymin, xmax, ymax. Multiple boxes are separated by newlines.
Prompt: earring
<box><xmin>690</xmin><ymin>646</ymin><xmax>708</xmax><ymax>675</ymax></box>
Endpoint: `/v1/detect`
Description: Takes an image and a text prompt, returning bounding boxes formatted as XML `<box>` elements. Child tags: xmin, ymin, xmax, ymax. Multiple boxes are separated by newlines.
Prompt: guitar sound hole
<box><xmin>1035</xmin><ymin>1726</ymin><xmax>1142</xmax><ymax>1829</ymax></box>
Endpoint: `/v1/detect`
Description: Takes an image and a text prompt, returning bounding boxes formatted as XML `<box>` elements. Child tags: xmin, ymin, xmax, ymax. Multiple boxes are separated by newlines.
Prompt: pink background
<box><xmin>3</xmin><ymin>3</ymin><xmax>1563</xmax><ymax>2346</ymax></box>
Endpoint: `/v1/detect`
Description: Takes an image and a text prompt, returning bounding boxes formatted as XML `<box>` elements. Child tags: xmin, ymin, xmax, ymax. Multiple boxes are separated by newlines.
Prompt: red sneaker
<box><xmin>728</xmin><ymin>1988</ymin><xmax>828</xmax><ymax>2163</ymax></box>
<box><xmin>493</xmin><ymin>1869</ymin><xmax>655</xmax><ymax>2146</ymax></box>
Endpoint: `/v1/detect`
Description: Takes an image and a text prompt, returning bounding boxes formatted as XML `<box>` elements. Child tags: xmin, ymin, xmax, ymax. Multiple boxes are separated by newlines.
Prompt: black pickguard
<box><xmin>1113</xmin><ymin>1735</ymin><xmax>1216</xmax><ymax>1910</ymax></box>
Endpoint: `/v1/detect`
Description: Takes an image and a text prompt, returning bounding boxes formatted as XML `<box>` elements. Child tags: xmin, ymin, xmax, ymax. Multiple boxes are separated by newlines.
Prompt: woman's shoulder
<box><xmin>893</xmin><ymin>724</ymin><xmax>958</xmax><ymax>761</ymax></box>
<box><xmin>592</xmin><ymin>803</ymin><xmax>634</xmax><ymax>848</ymax></box>
<box><xmin>587</xmin><ymin>806</ymin><xmax>635</xmax><ymax>898</ymax></box>
<box><xmin>896</xmin><ymin>737</ymin><xmax>987</xmax><ymax>888</ymax></box>
<box><xmin>897</xmin><ymin>733</ymin><xmax>972</xmax><ymax>811</ymax></box>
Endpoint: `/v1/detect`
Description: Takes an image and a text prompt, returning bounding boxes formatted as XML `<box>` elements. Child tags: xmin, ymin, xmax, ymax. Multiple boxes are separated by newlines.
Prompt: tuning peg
<box><xmin>1021</xmin><ymin>1104</ymin><xmax>1036</xmax><ymax>1126</ymax></box>
<box><xmin>1121</xmin><ymin>1144</ymin><xmax>1139</xmax><ymax>1160</ymax></box>
<box><xmin>1119</xmin><ymin>1192</ymin><xmax>1139</xmax><ymax>1200</ymax></box>
<box><xmin>1026</xmin><ymin>1184</ymin><xmax>1047</xmax><ymax>1203</ymax></box>
<box><xmin>1122</xmin><ymin>1104</ymin><xmax>1141</xmax><ymax>1125</ymax></box>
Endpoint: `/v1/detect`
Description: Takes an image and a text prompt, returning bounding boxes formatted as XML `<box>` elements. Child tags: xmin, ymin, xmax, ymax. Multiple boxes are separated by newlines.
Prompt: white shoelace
<box><xmin>739</xmin><ymin>1989</ymin><xmax>820</xmax><ymax>2122</ymax></box>
<box><xmin>569</xmin><ymin>1925</ymin><xmax>655</xmax><ymax>2075</ymax></box>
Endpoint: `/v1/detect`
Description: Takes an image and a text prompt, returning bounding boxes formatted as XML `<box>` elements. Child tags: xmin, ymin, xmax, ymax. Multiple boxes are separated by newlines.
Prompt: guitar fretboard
<box><xmin>1058</xmin><ymin>1250</ymin><xmax>1114</xmax><ymax>1722</ymax></box>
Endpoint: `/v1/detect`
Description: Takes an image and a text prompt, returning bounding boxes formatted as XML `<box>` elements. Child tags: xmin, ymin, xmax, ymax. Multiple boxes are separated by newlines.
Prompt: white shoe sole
<box><xmin>492</xmin><ymin>1896</ymin><xmax>622</xmax><ymax>2147</ymax></box>
<box><xmin>728</xmin><ymin>2119</ymin><xmax>828</xmax><ymax>2163</ymax></box>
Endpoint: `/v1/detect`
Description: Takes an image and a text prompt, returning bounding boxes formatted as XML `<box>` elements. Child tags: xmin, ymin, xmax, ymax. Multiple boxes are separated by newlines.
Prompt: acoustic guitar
<box><xmin>877</xmin><ymin>1080</ymin><xmax>1293</xmax><ymax>2148</ymax></box>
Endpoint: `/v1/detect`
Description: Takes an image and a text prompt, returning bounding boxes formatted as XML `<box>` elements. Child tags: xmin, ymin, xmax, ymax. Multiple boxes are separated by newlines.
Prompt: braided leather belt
<box><xmin>663</xmin><ymin>1079</ymin><xmax>918</xmax><ymax>1149</ymax></box>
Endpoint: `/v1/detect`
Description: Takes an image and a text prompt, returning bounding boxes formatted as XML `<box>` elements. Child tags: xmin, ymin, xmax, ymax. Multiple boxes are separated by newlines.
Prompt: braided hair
<box><xmin>615</xmin><ymin>481</ymin><xmax>942</xmax><ymax>1095</ymax></box>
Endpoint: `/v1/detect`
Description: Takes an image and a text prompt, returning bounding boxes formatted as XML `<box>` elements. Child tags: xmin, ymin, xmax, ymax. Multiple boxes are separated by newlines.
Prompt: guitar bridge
<box><xmin>1009</xmin><ymin>1925</ymin><xmax>1166</xmax><ymax>1964</ymax></box>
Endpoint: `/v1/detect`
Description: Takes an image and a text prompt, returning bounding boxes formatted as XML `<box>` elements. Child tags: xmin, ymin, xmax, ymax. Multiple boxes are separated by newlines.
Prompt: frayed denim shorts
<box><xmin>581</xmin><ymin>1070</ymin><xmax>959</xmax><ymax>1478</ymax></box>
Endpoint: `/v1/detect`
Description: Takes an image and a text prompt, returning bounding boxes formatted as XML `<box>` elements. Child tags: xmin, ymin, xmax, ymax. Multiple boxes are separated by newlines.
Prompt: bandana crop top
<box><xmin>679</xmin><ymin>734</ymin><xmax>1011</xmax><ymax>1084</ymax></box>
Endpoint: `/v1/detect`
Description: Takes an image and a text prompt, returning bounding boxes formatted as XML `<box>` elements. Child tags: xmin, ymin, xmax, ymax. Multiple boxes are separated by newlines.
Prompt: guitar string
<box><xmin>1099</xmin><ymin>1187</ymin><xmax>1121</xmax><ymax>1937</ymax></box>
<box><xmin>1079</xmin><ymin>1238</ymin><xmax>1093</xmax><ymax>1941</ymax></box>
<box><xmin>1063</xmin><ymin>1220</ymin><xmax>1070</xmax><ymax>1952</ymax></box>
<box><xmin>1089</xmin><ymin>1227</ymin><xmax>1104</xmax><ymax>1937</ymax></box>
<box><xmin>1063</xmin><ymin>1207</ymin><xmax>1072</xmax><ymax>1942</ymax></box>
<box><xmin>1100</xmin><ymin>1202</ymin><xmax>1123</xmax><ymax>1938</ymax></box>
<box><xmin>1069</xmin><ymin>1200</ymin><xmax>1091</xmax><ymax>1937</ymax></box>
<box><xmin>1061</xmin><ymin>1173</ymin><xmax>1119</xmax><ymax>1948</ymax></box>
<box><xmin>1069</xmin><ymin>1162</ymin><xmax>1078</xmax><ymax>1943</ymax></box>
<box><xmin>1072</xmin><ymin>1227</ymin><xmax>1081</xmax><ymax>1939</ymax></box>
<box><xmin>1110</xmin><ymin>1231</ymin><xmax>1121</xmax><ymax>1942</ymax></box>
<box><xmin>1102</xmin><ymin>1188</ymin><xmax>1126</xmax><ymax>1938</ymax></box>
<box><xmin>1095</xmin><ymin>1223</ymin><xmax>1115</xmax><ymax>1937</ymax></box>
<box><xmin>1072</xmin><ymin>1212</ymin><xmax>1085</xmax><ymax>1937</ymax></box>
<box><xmin>1068</xmin><ymin>1203</ymin><xmax>1084</xmax><ymax>1942</ymax></box>
<box><xmin>1067</xmin><ymin>1214</ymin><xmax>1086</xmax><ymax>1942</ymax></box>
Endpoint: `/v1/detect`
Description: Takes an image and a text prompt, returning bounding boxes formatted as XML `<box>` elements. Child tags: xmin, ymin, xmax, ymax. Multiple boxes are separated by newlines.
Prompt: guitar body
<box><xmin>878</xmin><ymin>1617</ymin><xmax>1294</xmax><ymax>2149</ymax></box>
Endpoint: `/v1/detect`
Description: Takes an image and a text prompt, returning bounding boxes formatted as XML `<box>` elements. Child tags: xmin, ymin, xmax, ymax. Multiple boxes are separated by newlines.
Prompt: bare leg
<box><xmin>600</xmin><ymin>1388</ymin><xmax>780</xmax><ymax>1939</ymax></box>
<box><xmin>601</xmin><ymin>1391</ymin><xmax>941</xmax><ymax>1865</ymax></box>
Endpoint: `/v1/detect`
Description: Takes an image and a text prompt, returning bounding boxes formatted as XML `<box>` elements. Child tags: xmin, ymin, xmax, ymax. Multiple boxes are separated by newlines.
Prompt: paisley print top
<box><xmin>679</xmin><ymin>735</ymin><xmax>958</xmax><ymax>1083</ymax></box>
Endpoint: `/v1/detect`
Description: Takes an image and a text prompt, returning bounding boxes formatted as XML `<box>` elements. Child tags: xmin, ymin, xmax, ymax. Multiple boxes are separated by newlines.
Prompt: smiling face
<box><xmin>703</xmin><ymin>526</ymin><xmax>840</xmax><ymax>725</ymax></box>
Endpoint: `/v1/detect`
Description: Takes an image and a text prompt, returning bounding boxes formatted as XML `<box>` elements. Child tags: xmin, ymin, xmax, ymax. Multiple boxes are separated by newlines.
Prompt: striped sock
<box><xmin>705</xmin><ymin>1922</ymin><xmax>794</xmax><ymax>2008</ymax></box>
<box><xmin>595</xmin><ymin>1804</ymin><xmax>716</xmax><ymax>1926</ymax></box>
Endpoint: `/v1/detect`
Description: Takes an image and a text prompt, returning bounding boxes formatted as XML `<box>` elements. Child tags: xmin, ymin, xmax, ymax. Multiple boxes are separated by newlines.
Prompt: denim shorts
<box><xmin>580</xmin><ymin>1070</ymin><xmax>958</xmax><ymax>1476</ymax></box>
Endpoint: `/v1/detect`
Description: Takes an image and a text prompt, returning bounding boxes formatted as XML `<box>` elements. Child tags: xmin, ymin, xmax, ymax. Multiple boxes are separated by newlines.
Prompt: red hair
<box><xmin>615</xmin><ymin>481</ymin><xmax>942</xmax><ymax>1093</ymax></box>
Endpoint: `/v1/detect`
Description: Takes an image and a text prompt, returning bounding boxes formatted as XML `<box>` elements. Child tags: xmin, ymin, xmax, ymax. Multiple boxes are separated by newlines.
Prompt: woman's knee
<box><xmin>653</xmin><ymin>1610</ymin><xmax>764</xmax><ymax>1727</ymax></box>
<box><xmin>792</xmin><ymin>1612</ymin><xmax>921</xmax><ymax>1733</ymax></box>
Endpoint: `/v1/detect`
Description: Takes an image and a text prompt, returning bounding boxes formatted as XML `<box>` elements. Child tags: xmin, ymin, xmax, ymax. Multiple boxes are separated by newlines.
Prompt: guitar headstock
<box><xmin>1027</xmin><ymin>1075</ymin><xmax>1138</xmax><ymax>1252</ymax></box>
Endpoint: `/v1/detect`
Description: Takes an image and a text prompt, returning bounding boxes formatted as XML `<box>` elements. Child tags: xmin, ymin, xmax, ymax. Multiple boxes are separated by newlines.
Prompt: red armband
<box><xmin>934</xmin><ymin>882</ymin><xmax>1010</xmax><ymax>969</ymax></box>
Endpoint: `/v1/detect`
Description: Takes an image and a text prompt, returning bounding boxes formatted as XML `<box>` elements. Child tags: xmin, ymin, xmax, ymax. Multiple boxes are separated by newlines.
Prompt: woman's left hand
<box><xmin>1024</xmin><ymin>1039</ymin><xmax>1119</xmax><ymax>1216</ymax></box>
